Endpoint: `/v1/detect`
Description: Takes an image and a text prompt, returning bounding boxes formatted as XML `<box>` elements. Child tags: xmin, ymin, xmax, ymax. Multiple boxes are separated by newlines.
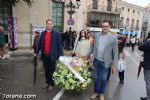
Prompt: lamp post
<box><xmin>66</xmin><ymin>0</ymin><xmax>81</xmax><ymax>31</ymax></box>
<box><xmin>65</xmin><ymin>0</ymin><xmax>81</xmax><ymax>50</ymax></box>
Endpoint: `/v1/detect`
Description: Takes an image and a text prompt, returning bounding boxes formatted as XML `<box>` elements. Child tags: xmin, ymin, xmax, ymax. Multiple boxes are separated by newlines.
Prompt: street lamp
<box><xmin>65</xmin><ymin>0</ymin><xmax>81</xmax><ymax>50</ymax></box>
<box><xmin>66</xmin><ymin>0</ymin><xmax>81</xmax><ymax>23</ymax></box>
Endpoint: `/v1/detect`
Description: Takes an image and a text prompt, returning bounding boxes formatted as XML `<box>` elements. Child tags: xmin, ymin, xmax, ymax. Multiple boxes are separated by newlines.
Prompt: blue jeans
<box><xmin>93</xmin><ymin>59</ymin><xmax>109</xmax><ymax>94</ymax></box>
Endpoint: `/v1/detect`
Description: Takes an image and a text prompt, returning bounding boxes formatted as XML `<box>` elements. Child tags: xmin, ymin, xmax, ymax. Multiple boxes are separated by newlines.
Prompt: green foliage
<box><xmin>53</xmin><ymin>58</ymin><xmax>92</xmax><ymax>91</ymax></box>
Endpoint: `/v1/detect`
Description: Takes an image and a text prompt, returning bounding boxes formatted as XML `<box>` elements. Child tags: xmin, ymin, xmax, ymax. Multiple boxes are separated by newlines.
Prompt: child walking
<box><xmin>118</xmin><ymin>52</ymin><xmax>127</xmax><ymax>84</ymax></box>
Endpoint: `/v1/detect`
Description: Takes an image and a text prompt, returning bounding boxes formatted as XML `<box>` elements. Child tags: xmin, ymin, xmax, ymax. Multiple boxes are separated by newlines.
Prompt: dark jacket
<box><xmin>37</xmin><ymin>30</ymin><xmax>63</xmax><ymax>61</ymax></box>
<box><xmin>32</xmin><ymin>35</ymin><xmax>39</xmax><ymax>54</ymax></box>
<box><xmin>138</xmin><ymin>40</ymin><xmax>150</xmax><ymax>70</ymax></box>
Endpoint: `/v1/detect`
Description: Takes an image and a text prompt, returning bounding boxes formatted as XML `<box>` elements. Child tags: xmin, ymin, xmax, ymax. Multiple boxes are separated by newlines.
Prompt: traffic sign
<box><xmin>67</xmin><ymin>19</ymin><xmax>75</xmax><ymax>25</ymax></box>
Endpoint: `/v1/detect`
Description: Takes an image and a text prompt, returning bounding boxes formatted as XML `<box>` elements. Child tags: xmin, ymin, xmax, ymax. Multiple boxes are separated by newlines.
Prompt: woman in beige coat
<box><xmin>73</xmin><ymin>30</ymin><xmax>91</xmax><ymax>58</ymax></box>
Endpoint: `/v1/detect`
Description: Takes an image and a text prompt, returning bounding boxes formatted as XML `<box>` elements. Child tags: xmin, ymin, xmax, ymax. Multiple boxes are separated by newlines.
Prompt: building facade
<box><xmin>12</xmin><ymin>0</ymin><xmax>86</xmax><ymax>47</ymax></box>
<box><xmin>141</xmin><ymin>3</ymin><xmax>150</xmax><ymax>39</ymax></box>
<box><xmin>0</xmin><ymin>0</ymin><xmax>145</xmax><ymax>47</ymax></box>
<box><xmin>118</xmin><ymin>1</ymin><xmax>144</xmax><ymax>38</ymax></box>
<box><xmin>86</xmin><ymin>0</ymin><xmax>121</xmax><ymax>33</ymax></box>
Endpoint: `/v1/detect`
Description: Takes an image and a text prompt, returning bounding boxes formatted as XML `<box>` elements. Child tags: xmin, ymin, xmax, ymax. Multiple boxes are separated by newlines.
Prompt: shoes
<box><xmin>119</xmin><ymin>81</ymin><xmax>121</xmax><ymax>84</ymax></box>
<box><xmin>48</xmin><ymin>86</ymin><xmax>53</xmax><ymax>91</ymax></box>
<box><xmin>140</xmin><ymin>97</ymin><xmax>147</xmax><ymax>100</ymax></box>
<box><xmin>41</xmin><ymin>84</ymin><xmax>49</xmax><ymax>89</ymax></box>
<box><xmin>90</xmin><ymin>93</ymin><xmax>99</xmax><ymax>99</ymax></box>
<box><xmin>140</xmin><ymin>97</ymin><xmax>150</xmax><ymax>100</ymax></box>
<box><xmin>99</xmin><ymin>94</ymin><xmax>104</xmax><ymax>100</ymax></box>
<box><xmin>42</xmin><ymin>84</ymin><xmax>53</xmax><ymax>91</ymax></box>
<box><xmin>119</xmin><ymin>80</ymin><xmax>124</xmax><ymax>84</ymax></box>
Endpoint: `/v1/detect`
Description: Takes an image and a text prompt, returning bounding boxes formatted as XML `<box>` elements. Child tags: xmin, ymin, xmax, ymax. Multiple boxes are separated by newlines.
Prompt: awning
<box><xmin>124</xmin><ymin>31</ymin><xmax>129</xmax><ymax>35</ymax></box>
<box><xmin>130</xmin><ymin>32</ymin><xmax>134</xmax><ymax>35</ymax></box>
<box><xmin>135</xmin><ymin>32</ymin><xmax>138</xmax><ymax>34</ymax></box>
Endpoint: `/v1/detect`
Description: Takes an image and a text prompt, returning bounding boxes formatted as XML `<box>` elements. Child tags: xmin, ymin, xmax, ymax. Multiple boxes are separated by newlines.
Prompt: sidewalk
<box><xmin>1</xmin><ymin>48</ymin><xmax>73</xmax><ymax>60</ymax></box>
<box><xmin>0</xmin><ymin>48</ymin><xmax>33</xmax><ymax>60</ymax></box>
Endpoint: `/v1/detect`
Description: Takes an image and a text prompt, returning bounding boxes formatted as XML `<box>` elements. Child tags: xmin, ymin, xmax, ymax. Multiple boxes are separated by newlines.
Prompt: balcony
<box><xmin>87</xmin><ymin>4</ymin><xmax>121</xmax><ymax>14</ymax></box>
<box><xmin>135</xmin><ymin>26</ymin><xmax>140</xmax><ymax>31</ymax></box>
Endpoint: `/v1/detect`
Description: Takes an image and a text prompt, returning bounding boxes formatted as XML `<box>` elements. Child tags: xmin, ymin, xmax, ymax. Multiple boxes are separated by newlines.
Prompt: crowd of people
<box><xmin>1</xmin><ymin>18</ymin><xmax>149</xmax><ymax>100</ymax></box>
<box><xmin>31</xmin><ymin>19</ymin><xmax>150</xmax><ymax>100</ymax></box>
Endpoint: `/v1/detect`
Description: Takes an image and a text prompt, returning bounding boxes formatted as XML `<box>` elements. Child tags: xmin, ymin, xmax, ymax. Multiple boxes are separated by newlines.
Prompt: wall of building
<box><xmin>86</xmin><ymin>0</ymin><xmax>120</xmax><ymax>33</ymax></box>
<box><xmin>13</xmin><ymin>0</ymin><xmax>145</xmax><ymax>47</ymax></box>
<box><xmin>13</xmin><ymin>0</ymin><xmax>86</xmax><ymax>47</ymax></box>
<box><xmin>141</xmin><ymin>4</ymin><xmax>150</xmax><ymax>38</ymax></box>
<box><xmin>13</xmin><ymin>0</ymin><xmax>51</xmax><ymax>47</ymax></box>
<box><xmin>118</xmin><ymin>1</ymin><xmax>144</xmax><ymax>38</ymax></box>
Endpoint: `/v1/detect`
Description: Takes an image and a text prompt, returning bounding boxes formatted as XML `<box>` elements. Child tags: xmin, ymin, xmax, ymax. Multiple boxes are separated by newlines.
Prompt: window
<box><xmin>52</xmin><ymin>2</ymin><xmax>64</xmax><ymax>32</ymax></box>
<box><xmin>133</xmin><ymin>10</ymin><xmax>135</xmax><ymax>13</ymax></box>
<box><xmin>131</xmin><ymin>19</ymin><xmax>134</xmax><ymax>29</ymax></box>
<box><xmin>136</xmin><ymin>20</ymin><xmax>139</xmax><ymax>29</ymax></box>
<box><xmin>126</xmin><ymin>18</ymin><xmax>129</xmax><ymax>26</ymax></box>
<box><xmin>122</xmin><ymin>7</ymin><xmax>124</xmax><ymax>12</ymax></box>
<box><xmin>138</xmin><ymin>11</ymin><xmax>140</xmax><ymax>14</ymax></box>
<box><xmin>120</xmin><ymin>17</ymin><xmax>123</xmax><ymax>27</ymax></box>
<box><xmin>128</xmin><ymin>8</ymin><xmax>130</xmax><ymax>12</ymax></box>
<box><xmin>107</xmin><ymin>0</ymin><xmax>112</xmax><ymax>11</ymax></box>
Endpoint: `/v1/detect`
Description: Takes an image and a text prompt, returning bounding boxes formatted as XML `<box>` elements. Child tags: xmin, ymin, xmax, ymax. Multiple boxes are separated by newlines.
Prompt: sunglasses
<box><xmin>102</xmin><ymin>26</ymin><xmax>109</xmax><ymax>27</ymax></box>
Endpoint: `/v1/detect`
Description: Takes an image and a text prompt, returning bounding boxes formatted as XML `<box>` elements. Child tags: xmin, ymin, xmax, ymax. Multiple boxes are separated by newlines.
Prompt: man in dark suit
<box><xmin>139</xmin><ymin>33</ymin><xmax>150</xmax><ymax>100</ymax></box>
<box><xmin>36</xmin><ymin>19</ymin><xmax>63</xmax><ymax>91</ymax></box>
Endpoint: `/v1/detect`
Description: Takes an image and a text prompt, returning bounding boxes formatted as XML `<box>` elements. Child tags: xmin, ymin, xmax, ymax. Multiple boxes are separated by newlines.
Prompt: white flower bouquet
<box><xmin>53</xmin><ymin>56</ymin><xmax>91</xmax><ymax>91</ymax></box>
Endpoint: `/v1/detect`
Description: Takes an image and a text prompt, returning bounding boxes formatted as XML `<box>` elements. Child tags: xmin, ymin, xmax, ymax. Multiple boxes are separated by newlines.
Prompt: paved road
<box><xmin>0</xmin><ymin>46</ymin><xmax>146</xmax><ymax>100</ymax></box>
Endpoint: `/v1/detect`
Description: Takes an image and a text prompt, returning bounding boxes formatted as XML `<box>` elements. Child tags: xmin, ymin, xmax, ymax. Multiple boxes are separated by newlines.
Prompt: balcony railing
<box><xmin>87</xmin><ymin>4</ymin><xmax>121</xmax><ymax>14</ymax></box>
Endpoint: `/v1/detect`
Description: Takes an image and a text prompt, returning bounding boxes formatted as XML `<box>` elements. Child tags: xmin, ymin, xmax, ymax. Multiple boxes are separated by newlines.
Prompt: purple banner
<box><xmin>8</xmin><ymin>17</ymin><xmax>18</xmax><ymax>50</ymax></box>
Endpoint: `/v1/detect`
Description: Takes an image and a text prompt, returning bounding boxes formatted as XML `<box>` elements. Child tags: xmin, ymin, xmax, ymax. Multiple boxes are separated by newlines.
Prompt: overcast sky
<box><xmin>126</xmin><ymin>0</ymin><xmax>150</xmax><ymax>7</ymax></box>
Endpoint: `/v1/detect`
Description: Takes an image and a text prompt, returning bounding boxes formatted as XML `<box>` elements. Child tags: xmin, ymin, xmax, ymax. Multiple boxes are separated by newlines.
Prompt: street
<box><xmin>0</xmin><ymin>46</ymin><xmax>146</xmax><ymax>100</ymax></box>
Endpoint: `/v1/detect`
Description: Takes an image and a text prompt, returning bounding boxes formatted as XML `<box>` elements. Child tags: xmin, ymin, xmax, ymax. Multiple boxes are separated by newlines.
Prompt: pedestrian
<box><xmin>73</xmin><ymin>30</ymin><xmax>91</xmax><ymax>58</ymax></box>
<box><xmin>117</xmin><ymin>52</ymin><xmax>127</xmax><ymax>84</ymax></box>
<box><xmin>87</xmin><ymin>31</ymin><xmax>94</xmax><ymax>69</ymax></box>
<box><xmin>72</xmin><ymin>30</ymin><xmax>77</xmax><ymax>49</ymax></box>
<box><xmin>64</xmin><ymin>30</ymin><xmax>69</xmax><ymax>50</ymax></box>
<box><xmin>126</xmin><ymin>37</ymin><xmax>130</xmax><ymax>46</ymax></box>
<box><xmin>89</xmin><ymin>20</ymin><xmax>118</xmax><ymax>100</ymax></box>
<box><xmin>0</xmin><ymin>26</ymin><xmax>5</xmax><ymax>59</ymax></box>
<box><xmin>32</xmin><ymin>31</ymin><xmax>40</xmax><ymax>55</ymax></box>
<box><xmin>118</xmin><ymin>35</ymin><xmax>126</xmax><ymax>52</ymax></box>
<box><xmin>87</xmin><ymin>32</ymin><xmax>94</xmax><ymax>46</ymax></box>
<box><xmin>130</xmin><ymin>36</ymin><xmax>136</xmax><ymax>51</ymax></box>
<box><xmin>139</xmin><ymin>33</ymin><xmax>150</xmax><ymax>100</ymax></box>
<box><xmin>36</xmin><ymin>19</ymin><xmax>63</xmax><ymax>91</ymax></box>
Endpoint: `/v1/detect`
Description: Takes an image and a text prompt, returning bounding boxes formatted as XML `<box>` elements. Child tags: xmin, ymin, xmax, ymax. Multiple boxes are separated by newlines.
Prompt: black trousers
<box><xmin>131</xmin><ymin>43</ymin><xmax>135</xmax><ymax>51</ymax></box>
<box><xmin>119</xmin><ymin>71</ymin><xmax>124</xmax><ymax>81</ymax></box>
<box><xmin>43</xmin><ymin>54</ymin><xmax>56</xmax><ymax>86</ymax></box>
